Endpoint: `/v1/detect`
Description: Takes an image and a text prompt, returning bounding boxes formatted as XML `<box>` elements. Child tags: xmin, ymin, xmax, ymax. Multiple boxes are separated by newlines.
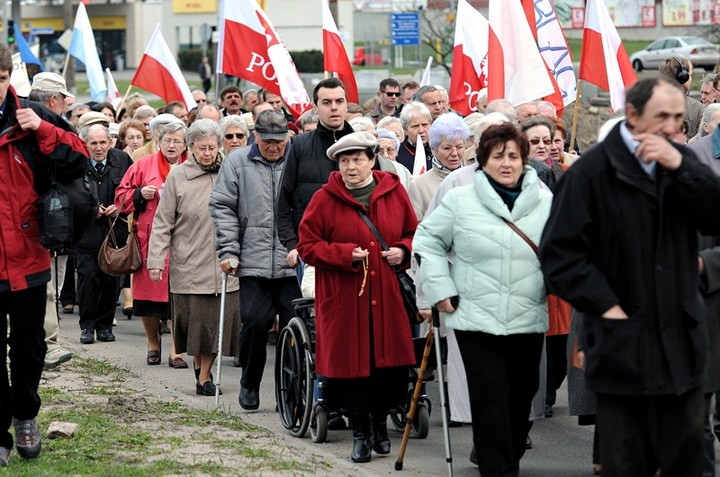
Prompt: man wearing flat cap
<box><xmin>29</xmin><ymin>72</ymin><xmax>74</xmax><ymax>117</ymax></box>
<box><xmin>210</xmin><ymin>110</ymin><xmax>301</xmax><ymax>411</ymax></box>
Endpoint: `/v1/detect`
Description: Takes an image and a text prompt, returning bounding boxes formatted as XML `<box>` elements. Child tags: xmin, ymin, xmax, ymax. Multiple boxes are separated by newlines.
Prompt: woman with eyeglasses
<box><xmin>521</xmin><ymin>116</ymin><xmax>567</xmax><ymax>180</ymax></box>
<box><xmin>297</xmin><ymin>131</ymin><xmax>417</xmax><ymax>463</ymax></box>
<box><xmin>413</xmin><ymin>123</ymin><xmax>552</xmax><ymax>476</ymax></box>
<box><xmin>147</xmin><ymin>119</ymin><xmax>241</xmax><ymax>395</ymax></box>
<box><xmin>219</xmin><ymin>115</ymin><xmax>249</xmax><ymax>154</ymax></box>
<box><xmin>115</xmin><ymin>122</ymin><xmax>190</xmax><ymax>368</ymax></box>
<box><xmin>407</xmin><ymin>113</ymin><xmax>470</xmax><ymax>221</ymax></box>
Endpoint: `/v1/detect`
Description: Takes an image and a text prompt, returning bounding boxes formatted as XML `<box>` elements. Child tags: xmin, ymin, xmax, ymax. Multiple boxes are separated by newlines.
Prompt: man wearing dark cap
<box><xmin>209</xmin><ymin>110</ymin><xmax>301</xmax><ymax>411</ymax></box>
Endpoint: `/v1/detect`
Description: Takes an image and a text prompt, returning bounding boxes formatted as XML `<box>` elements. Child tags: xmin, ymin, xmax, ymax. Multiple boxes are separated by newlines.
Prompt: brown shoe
<box><xmin>168</xmin><ymin>356</ymin><xmax>188</xmax><ymax>369</ymax></box>
<box><xmin>146</xmin><ymin>350</ymin><xmax>161</xmax><ymax>366</ymax></box>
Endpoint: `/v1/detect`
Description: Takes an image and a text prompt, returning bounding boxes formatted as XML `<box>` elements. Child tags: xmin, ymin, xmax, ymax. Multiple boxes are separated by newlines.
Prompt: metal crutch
<box><xmin>432</xmin><ymin>306</ymin><xmax>453</xmax><ymax>477</ymax></box>
<box><xmin>215</xmin><ymin>258</ymin><xmax>238</xmax><ymax>406</ymax></box>
<box><xmin>395</xmin><ymin>325</ymin><xmax>435</xmax><ymax>471</ymax></box>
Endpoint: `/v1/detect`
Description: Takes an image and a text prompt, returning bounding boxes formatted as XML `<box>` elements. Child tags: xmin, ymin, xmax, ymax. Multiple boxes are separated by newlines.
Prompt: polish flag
<box><xmin>522</xmin><ymin>0</ymin><xmax>577</xmax><ymax>117</ymax></box>
<box><xmin>218</xmin><ymin>0</ymin><xmax>311</xmax><ymax>118</ymax></box>
<box><xmin>105</xmin><ymin>68</ymin><xmax>120</xmax><ymax>101</ymax></box>
<box><xmin>131</xmin><ymin>24</ymin><xmax>197</xmax><ymax>110</ymax></box>
<box><xmin>413</xmin><ymin>141</ymin><xmax>426</xmax><ymax>177</ymax></box>
<box><xmin>449</xmin><ymin>0</ymin><xmax>489</xmax><ymax>116</ymax></box>
<box><xmin>322</xmin><ymin>0</ymin><xmax>358</xmax><ymax>104</ymax></box>
<box><xmin>580</xmin><ymin>0</ymin><xmax>637</xmax><ymax>111</ymax></box>
<box><xmin>488</xmin><ymin>0</ymin><xmax>555</xmax><ymax>106</ymax></box>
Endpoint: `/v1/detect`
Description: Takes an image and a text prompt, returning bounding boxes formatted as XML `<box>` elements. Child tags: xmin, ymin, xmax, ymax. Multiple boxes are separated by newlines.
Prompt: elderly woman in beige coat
<box><xmin>148</xmin><ymin>119</ymin><xmax>241</xmax><ymax>396</ymax></box>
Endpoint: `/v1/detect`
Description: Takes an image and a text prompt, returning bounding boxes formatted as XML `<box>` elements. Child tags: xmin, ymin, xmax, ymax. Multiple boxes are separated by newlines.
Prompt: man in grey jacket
<box><xmin>209</xmin><ymin>110</ymin><xmax>301</xmax><ymax>411</ymax></box>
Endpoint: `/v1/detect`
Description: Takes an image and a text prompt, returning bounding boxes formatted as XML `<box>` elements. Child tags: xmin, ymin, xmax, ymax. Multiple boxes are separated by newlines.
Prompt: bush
<box><xmin>178</xmin><ymin>48</ymin><xmax>210</xmax><ymax>71</ymax></box>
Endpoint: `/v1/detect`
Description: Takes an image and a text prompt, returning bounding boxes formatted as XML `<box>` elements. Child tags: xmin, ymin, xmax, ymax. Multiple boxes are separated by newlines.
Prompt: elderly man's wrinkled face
<box><xmin>626</xmin><ymin>82</ymin><xmax>685</xmax><ymax>139</ymax></box>
<box><xmin>86</xmin><ymin>128</ymin><xmax>111</xmax><ymax>162</ymax></box>
<box><xmin>222</xmin><ymin>91</ymin><xmax>243</xmax><ymax>115</ymax></box>
<box><xmin>256</xmin><ymin>137</ymin><xmax>288</xmax><ymax>161</ymax></box>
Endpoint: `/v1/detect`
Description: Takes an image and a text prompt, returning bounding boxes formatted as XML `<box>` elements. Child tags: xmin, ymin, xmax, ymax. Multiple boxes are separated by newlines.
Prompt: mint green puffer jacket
<box><xmin>413</xmin><ymin>166</ymin><xmax>551</xmax><ymax>335</ymax></box>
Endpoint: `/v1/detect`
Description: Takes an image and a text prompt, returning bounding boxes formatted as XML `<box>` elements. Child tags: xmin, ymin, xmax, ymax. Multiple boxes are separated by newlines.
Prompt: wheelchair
<box><xmin>274</xmin><ymin>297</ymin><xmax>437</xmax><ymax>443</ymax></box>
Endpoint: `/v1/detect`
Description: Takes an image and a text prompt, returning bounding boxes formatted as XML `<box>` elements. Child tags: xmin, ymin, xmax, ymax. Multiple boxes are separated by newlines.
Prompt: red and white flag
<box><xmin>105</xmin><ymin>68</ymin><xmax>121</xmax><ymax>105</ymax></box>
<box><xmin>131</xmin><ymin>24</ymin><xmax>196</xmax><ymax>110</ymax></box>
<box><xmin>218</xmin><ymin>0</ymin><xmax>311</xmax><ymax>118</ymax></box>
<box><xmin>413</xmin><ymin>142</ymin><xmax>426</xmax><ymax>177</ymax></box>
<box><xmin>488</xmin><ymin>0</ymin><xmax>554</xmax><ymax>106</ymax></box>
<box><xmin>449</xmin><ymin>0</ymin><xmax>489</xmax><ymax>116</ymax></box>
<box><xmin>322</xmin><ymin>0</ymin><xmax>358</xmax><ymax>104</ymax></box>
<box><xmin>522</xmin><ymin>0</ymin><xmax>577</xmax><ymax>117</ymax></box>
<box><xmin>580</xmin><ymin>0</ymin><xmax>637</xmax><ymax>111</ymax></box>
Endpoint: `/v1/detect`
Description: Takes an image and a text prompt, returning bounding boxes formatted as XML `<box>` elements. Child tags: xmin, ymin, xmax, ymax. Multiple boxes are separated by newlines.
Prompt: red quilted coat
<box><xmin>297</xmin><ymin>170</ymin><xmax>417</xmax><ymax>378</ymax></box>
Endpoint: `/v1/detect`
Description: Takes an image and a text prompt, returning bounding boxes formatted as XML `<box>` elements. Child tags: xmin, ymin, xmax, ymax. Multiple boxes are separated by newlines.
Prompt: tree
<box><xmin>419</xmin><ymin>7</ymin><xmax>455</xmax><ymax>76</ymax></box>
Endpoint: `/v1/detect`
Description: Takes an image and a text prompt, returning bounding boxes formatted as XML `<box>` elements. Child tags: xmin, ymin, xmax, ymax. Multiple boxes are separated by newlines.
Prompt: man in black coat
<box><xmin>540</xmin><ymin>77</ymin><xmax>720</xmax><ymax>476</ymax></box>
<box><xmin>75</xmin><ymin>124</ymin><xmax>133</xmax><ymax>344</ymax></box>
<box><xmin>276</xmin><ymin>77</ymin><xmax>355</xmax><ymax>268</ymax></box>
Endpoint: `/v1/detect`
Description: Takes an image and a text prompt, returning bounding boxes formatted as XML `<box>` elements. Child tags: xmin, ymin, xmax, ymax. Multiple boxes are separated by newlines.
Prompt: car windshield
<box><xmin>682</xmin><ymin>37</ymin><xmax>710</xmax><ymax>46</ymax></box>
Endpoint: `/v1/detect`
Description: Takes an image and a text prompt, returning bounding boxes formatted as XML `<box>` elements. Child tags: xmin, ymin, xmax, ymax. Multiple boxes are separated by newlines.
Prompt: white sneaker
<box><xmin>44</xmin><ymin>348</ymin><xmax>72</xmax><ymax>369</ymax></box>
<box><xmin>113</xmin><ymin>318</ymin><xmax>117</xmax><ymax>327</ymax></box>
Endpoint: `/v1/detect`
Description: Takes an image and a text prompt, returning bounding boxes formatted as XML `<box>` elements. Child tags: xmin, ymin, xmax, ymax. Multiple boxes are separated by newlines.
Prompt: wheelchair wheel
<box><xmin>310</xmin><ymin>403</ymin><xmax>328</xmax><ymax>443</ymax></box>
<box><xmin>275</xmin><ymin>318</ymin><xmax>313</xmax><ymax>437</ymax></box>
<box><xmin>388</xmin><ymin>400</ymin><xmax>430</xmax><ymax>439</ymax></box>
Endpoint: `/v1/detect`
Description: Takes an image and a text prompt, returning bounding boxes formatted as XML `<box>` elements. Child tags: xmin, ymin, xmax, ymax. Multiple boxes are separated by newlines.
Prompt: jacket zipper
<box><xmin>270</xmin><ymin>162</ymin><xmax>277</xmax><ymax>279</ymax></box>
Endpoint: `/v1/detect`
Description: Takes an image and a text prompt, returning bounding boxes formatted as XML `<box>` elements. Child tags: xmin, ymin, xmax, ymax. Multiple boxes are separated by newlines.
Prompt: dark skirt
<box><xmin>133</xmin><ymin>299</ymin><xmax>170</xmax><ymax>320</ymax></box>
<box><xmin>171</xmin><ymin>292</ymin><xmax>241</xmax><ymax>357</ymax></box>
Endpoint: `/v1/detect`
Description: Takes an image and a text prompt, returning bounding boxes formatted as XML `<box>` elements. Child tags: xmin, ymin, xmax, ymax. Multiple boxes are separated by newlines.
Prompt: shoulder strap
<box><xmin>502</xmin><ymin>218</ymin><xmax>539</xmax><ymax>257</ymax></box>
<box><xmin>356</xmin><ymin>209</ymin><xmax>390</xmax><ymax>251</ymax></box>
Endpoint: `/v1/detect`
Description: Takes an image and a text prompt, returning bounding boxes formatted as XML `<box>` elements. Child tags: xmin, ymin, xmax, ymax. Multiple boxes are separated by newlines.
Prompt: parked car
<box><xmin>630</xmin><ymin>36</ymin><xmax>720</xmax><ymax>71</ymax></box>
<box><xmin>353</xmin><ymin>47</ymin><xmax>384</xmax><ymax>66</ymax></box>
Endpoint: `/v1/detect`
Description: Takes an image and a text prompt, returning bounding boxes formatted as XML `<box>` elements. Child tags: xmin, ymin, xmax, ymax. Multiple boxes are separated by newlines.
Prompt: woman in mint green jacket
<box><xmin>413</xmin><ymin>123</ymin><xmax>552</xmax><ymax>477</ymax></box>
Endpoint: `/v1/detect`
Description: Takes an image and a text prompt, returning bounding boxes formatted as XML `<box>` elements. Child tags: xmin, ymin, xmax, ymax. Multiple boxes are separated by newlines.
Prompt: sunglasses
<box><xmin>381</xmin><ymin>91</ymin><xmax>401</xmax><ymax>97</ymax></box>
<box><xmin>225</xmin><ymin>133</ymin><xmax>245</xmax><ymax>140</ymax></box>
<box><xmin>529</xmin><ymin>138</ymin><xmax>552</xmax><ymax>146</ymax></box>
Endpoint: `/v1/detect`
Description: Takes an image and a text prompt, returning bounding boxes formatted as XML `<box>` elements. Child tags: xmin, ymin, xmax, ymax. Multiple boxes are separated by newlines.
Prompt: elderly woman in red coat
<box><xmin>297</xmin><ymin>131</ymin><xmax>417</xmax><ymax>464</ymax></box>
<box><xmin>115</xmin><ymin>121</ymin><xmax>189</xmax><ymax>368</ymax></box>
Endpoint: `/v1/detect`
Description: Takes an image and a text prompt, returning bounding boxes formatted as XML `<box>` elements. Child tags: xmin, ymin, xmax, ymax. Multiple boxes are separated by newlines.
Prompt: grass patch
<box><xmin>0</xmin><ymin>356</ymin><xmax>325</xmax><ymax>476</ymax></box>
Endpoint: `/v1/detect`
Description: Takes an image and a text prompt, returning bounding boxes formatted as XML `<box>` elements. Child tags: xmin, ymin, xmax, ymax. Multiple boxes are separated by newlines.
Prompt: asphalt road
<box><xmin>55</xmin><ymin>306</ymin><xmax>720</xmax><ymax>477</ymax></box>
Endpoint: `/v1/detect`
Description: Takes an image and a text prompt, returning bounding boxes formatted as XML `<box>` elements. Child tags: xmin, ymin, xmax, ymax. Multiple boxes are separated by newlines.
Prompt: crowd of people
<box><xmin>1</xmin><ymin>37</ymin><xmax>720</xmax><ymax>476</ymax></box>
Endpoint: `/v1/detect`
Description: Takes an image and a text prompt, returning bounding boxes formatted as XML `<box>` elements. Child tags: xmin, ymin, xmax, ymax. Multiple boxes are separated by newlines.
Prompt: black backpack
<box><xmin>37</xmin><ymin>172</ymin><xmax>98</xmax><ymax>252</ymax></box>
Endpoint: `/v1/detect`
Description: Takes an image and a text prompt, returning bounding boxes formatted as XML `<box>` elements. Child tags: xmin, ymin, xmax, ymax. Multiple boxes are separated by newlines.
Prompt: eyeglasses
<box><xmin>378</xmin><ymin>146</ymin><xmax>397</xmax><ymax>155</ymax></box>
<box><xmin>439</xmin><ymin>144</ymin><xmax>465</xmax><ymax>154</ymax></box>
<box><xmin>196</xmin><ymin>99</ymin><xmax>208</xmax><ymax>104</ymax></box>
<box><xmin>225</xmin><ymin>133</ymin><xmax>246</xmax><ymax>140</ymax></box>
<box><xmin>161</xmin><ymin>138</ymin><xmax>185</xmax><ymax>146</ymax></box>
<box><xmin>529</xmin><ymin>138</ymin><xmax>552</xmax><ymax>146</ymax></box>
<box><xmin>381</xmin><ymin>91</ymin><xmax>401</xmax><ymax>97</ymax></box>
<box><xmin>193</xmin><ymin>144</ymin><xmax>218</xmax><ymax>154</ymax></box>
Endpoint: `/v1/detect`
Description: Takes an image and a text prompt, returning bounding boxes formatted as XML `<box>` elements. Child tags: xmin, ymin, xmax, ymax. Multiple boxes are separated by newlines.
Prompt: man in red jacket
<box><xmin>0</xmin><ymin>44</ymin><xmax>89</xmax><ymax>466</ymax></box>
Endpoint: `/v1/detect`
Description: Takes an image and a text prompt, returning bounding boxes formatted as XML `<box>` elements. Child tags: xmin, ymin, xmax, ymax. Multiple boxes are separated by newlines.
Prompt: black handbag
<box><xmin>356</xmin><ymin>209</ymin><xmax>422</xmax><ymax>325</ymax></box>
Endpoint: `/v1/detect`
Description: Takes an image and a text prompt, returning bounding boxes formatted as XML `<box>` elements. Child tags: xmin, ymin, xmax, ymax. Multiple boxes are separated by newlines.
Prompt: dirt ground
<box><xmin>561</xmin><ymin>100</ymin><xmax>614</xmax><ymax>153</ymax></box>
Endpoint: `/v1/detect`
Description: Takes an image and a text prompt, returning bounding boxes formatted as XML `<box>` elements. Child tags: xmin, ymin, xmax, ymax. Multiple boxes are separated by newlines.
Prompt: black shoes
<box><xmin>96</xmin><ymin>330</ymin><xmax>115</xmax><ymax>342</ymax></box>
<box><xmin>196</xmin><ymin>381</ymin><xmax>221</xmax><ymax>396</ymax></box>
<box><xmin>526</xmin><ymin>435</ymin><xmax>533</xmax><ymax>449</ymax></box>
<box><xmin>239</xmin><ymin>386</ymin><xmax>259</xmax><ymax>410</ymax></box>
<box><xmin>350</xmin><ymin>414</ymin><xmax>372</xmax><ymax>463</ymax></box>
<box><xmin>372</xmin><ymin>416</ymin><xmax>391</xmax><ymax>455</ymax></box>
<box><xmin>544</xmin><ymin>404</ymin><xmax>554</xmax><ymax>418</ymax></box>
<box><xmin>80</xmin><ymin>329</ymin><xmax>94</xmax><ymax>344</ymax></box>
<box><xmin>327</xmin><ymin>411</ymin><xmax>347</xmax><ymax>430</ymax></box>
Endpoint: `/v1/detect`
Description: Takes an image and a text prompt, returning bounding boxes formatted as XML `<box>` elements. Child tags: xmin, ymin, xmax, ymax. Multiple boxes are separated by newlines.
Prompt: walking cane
<box><xmin>433</xmin><ymin>306</ymin><xmax>453</xmax><ymax>477</ymax></box>
<box><xmin>215</xmin><ymin>259</ymin><xmax>238</xmax><ymax>406</ymax></box>
<box><xmin>395</xmin><ymin>325</ymin><xmax>435</xmax><ymax>471</ymax></box>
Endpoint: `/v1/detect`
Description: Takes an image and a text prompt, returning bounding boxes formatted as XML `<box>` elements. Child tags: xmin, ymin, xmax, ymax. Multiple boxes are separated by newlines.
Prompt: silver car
<box><xmin>630</xmin><ymin>36</ymin><xmax>720</xmax><ymax>71</ymax></box>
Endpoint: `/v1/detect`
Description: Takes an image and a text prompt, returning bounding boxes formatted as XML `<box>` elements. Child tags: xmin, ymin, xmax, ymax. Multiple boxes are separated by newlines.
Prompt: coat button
<box><xmin>370</xmin><ymin>241</ymin><xmax>375</xmax><ymax>247</ymax></box>
<box><xmin>372</xmin><ymin>300</ymin><xmax>377</xmax><ymax>306</ymax></box>
<box><xmin>370</xmin><ymin>271</ymin><xmax>376</xmax><ymax>276</ymax></box>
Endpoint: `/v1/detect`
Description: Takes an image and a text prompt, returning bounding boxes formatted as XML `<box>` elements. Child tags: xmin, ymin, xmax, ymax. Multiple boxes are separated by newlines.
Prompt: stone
<box><xmin>47</xmin><ymin>421</ymin><xmax>79</xmax><ymax>439</ymax></box>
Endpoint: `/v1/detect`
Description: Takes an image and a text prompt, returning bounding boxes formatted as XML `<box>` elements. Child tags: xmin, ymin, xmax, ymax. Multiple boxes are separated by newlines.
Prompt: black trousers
<box><xmin>0</xmin><ymin>285</ymin><xmax>46</xmax><ymax>449</ymax></box>
<box><xmin>596</xmin><ymin>387</ymin><xmax>705</xmax><ymax>477</ymax></box>
<box><xmin>455</xmin><ymin>330</ymin><xmax>544</xmax><ymax>477</ymax></box>
<box><xmin>237</xmin><ymin>276</ymin><xmax>300</xmax><ymax>389</ymax></box>
<box><xmin>75</xmin><ymin>250</ymin><xmax>120</xmax><ymax>332</ymax></box>
<box><xmin>545</xmin><ymin>334</ymin><xmax>568</xmax><ymax>406</ymax></box>
<box><xmin>60</xmin><ymin>254</ymin><xmax>76</xmax><ymax>307</ymax></box>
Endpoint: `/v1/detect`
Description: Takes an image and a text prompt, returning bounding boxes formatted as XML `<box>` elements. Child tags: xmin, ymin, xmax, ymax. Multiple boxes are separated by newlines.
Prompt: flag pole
<box><xmin>324</xmin><ymin>71</ymin><xmax>329</xmax><ymax>80</ymax></box>
<box><xmin>61</xmin><ymin>51</ymin><xmax>71</xmax><ymax>78</ymax></box>
<box><xmin>569</xmin><ymin>78</ymin><xmax>582</xmax><ymax>154</ymax></box>
<box><xmin>115</xmin><ymin>84</ymin><xmax>134</xmax><ymax>116</ymax></box>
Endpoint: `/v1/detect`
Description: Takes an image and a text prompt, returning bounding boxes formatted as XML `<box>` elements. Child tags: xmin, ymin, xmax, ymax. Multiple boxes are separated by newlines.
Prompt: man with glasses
<box><xmin>192</xmin><ymin>90</ymin><xmax>208</xmax><ymax>106</ymax></box>
<box><xmin>367</xmin><ymin>78</ymin><xmax>401</xmax><ymax>124</ymax></box>
<box><xmin>210</xmin><ymin>110</ymin><xmax>301</xmax><ymax>411</ymax></box>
